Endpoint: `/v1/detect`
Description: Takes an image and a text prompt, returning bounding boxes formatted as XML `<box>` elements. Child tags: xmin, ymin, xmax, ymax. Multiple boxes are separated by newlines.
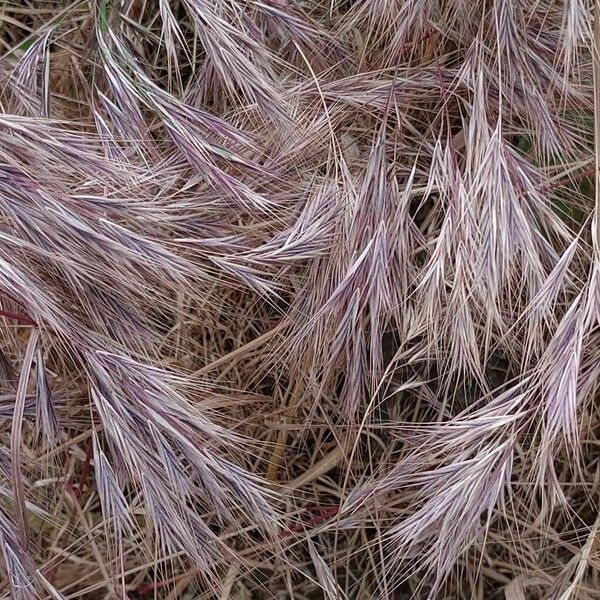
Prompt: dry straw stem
<box><xmin>0</xmin><ymin>0</ymin><xmax>599</xmax><ymax>598</ymax></box>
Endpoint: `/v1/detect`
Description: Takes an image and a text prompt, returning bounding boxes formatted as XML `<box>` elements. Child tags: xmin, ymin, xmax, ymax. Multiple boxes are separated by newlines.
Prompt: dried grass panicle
<box><xmin>0</xmin><ymin>0</ymin><xmax>598</xmax><ymax>598</ymax></box>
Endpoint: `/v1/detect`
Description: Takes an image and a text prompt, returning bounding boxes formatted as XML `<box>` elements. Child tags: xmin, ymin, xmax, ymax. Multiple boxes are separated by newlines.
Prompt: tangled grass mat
<box><xmin>0</xmin><ymin>1</ymin><xmax>599</xmax><ymax>598</ymax></box>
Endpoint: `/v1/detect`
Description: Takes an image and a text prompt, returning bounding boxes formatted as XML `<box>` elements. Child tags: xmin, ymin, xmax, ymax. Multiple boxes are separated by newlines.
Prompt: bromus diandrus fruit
<box><xmin>0</xmin><ymin>1</ymin><xmax>598</xmax><ymax>598</ymax></box>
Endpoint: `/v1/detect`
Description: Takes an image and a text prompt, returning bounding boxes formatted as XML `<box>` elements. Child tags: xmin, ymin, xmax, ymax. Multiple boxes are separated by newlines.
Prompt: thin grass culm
<box><xmin>0</xmin><ymin>1</ymin><xmax>598</xmax><ymax>598</ymax></box>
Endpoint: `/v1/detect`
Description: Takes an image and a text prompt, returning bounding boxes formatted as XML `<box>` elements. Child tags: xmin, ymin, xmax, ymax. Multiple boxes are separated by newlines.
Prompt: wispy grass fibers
<box><xmin>0</xmin><ymin>1</ymin><xmax>598</xmax><ymax>598</ymax></box>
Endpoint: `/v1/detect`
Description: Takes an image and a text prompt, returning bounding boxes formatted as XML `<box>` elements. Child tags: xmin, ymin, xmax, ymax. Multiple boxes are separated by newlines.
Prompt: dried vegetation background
<box><xmin>0</xmin><ymin>0</ymin><xmax>599</xmax><ymax>598</ymax></box>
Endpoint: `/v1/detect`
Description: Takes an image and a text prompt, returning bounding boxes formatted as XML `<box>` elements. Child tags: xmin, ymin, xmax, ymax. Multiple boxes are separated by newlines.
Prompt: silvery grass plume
<box><xmin>0</xmin><ymin>0</ymin><xmax>598</xmax><ymax>598</ymax></box>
